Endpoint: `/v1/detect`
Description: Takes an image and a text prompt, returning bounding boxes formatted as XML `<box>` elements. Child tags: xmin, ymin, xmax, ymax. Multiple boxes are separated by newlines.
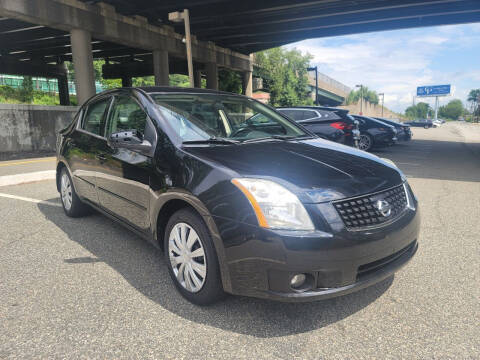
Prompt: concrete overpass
<box><xmin>308</xmin><ymin>73</ymin><xmax>351</xmax><ymax>106</ymax></box>
<box><xmin>0</xmin><ymin>0</ymin><xmax>479</xmax><ymax>106</ymax></box>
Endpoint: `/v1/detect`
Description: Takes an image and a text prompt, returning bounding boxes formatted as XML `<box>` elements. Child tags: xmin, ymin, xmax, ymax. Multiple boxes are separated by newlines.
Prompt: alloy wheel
<box><xmin>358</xmin><ymin>134</ymin><xmax>372</xmax><ymax>151</ymax></box>
<box><xmin>168</xmin><ymin>222</ymin><xmax>207</xmax><ymax>293</ymax></box>
<box><xmin>61</xmin><ymin>172</ymin><xmax>72</xmax><ymax>210</ymax></box>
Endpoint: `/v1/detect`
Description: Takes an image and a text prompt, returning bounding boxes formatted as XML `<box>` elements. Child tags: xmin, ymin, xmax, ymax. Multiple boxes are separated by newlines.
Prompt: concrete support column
<box><xmin>70</xmin><ymin>28</ymin><xmax>96</xmax><ymax>105</ymax></box>
<box><xmin>194</xmin><ymin>70</ymin><xmax>203</xmax><ymax>88</ymax></box>
<box><xmin>121</xmin><ymin>76</ymin><xmax>132</xmax><ymax>87</ymax></box>
<box><xmin>242</xmin><ymin>70</ymin><xmax>253</xmax><ymax>97</ymax></box>
<box><xmin>58</xmin><ymin>75</ymin><xmax>70</xmax><ymax>106</ymax></box>
<box><xmin>153</xmin><ymin>49</ymin><xmax>169</xmax><ymax>86</ymax></box>
<box><xmin>57</xmin><ymin>61</ymin><xmax>70</xmax><ymax>106</ymax></box>
<box><xmin>205</xmin><ymin>62</ymin><xmax>218</xmax><ymax>90</ymax></box>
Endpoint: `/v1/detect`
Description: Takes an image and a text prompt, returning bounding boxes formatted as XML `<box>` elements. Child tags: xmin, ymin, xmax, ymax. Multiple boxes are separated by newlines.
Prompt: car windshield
<box><xmin>151</xmin><ymin>93</ymin><xmax>308</xmax><ymax>143</ymax></box>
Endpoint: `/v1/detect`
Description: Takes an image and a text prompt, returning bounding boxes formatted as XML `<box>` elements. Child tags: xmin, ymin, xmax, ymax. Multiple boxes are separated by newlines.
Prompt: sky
<box><xmin>285</xmin><ymin>23</ymin><xmax>480</xmax><ymax>113</ymax></box>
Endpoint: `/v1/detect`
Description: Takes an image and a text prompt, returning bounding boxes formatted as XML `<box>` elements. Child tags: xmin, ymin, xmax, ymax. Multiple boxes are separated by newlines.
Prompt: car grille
<box><xmin>333</xmin><ymin>184</ymin><xmax>408</xmax><ymax>230</ymax></box>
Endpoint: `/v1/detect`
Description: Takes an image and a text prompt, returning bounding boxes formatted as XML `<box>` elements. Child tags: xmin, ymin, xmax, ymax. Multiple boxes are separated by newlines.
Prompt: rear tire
<box><xmin>164</xmin><ymin>208</ymin><xmax>224</xmax><ymax>305</ymax></box>
<box><xmin>59</xmin><ymin>168</ymin><xmax>91</xmax><ymax>217</ymax></box>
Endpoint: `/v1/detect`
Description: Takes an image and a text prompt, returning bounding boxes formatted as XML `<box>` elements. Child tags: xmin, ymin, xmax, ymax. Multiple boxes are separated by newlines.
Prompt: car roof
<box><xmin>276</xmin><ymin>106</ymin><xmax>349</xmax><ymax>114</ymax></box>
<box><xmin>138</xmin><ymin>86</ymin><xmax>241</xmax><ymax>97</ymax></box>
<box><xmin>93</xmin><ymin>86</ymin><xmax>245</xmax><ymax>98</ymax></box>
<box><xmin>353</xmin><ymin>115</ymin><xmax>395</xmax><ymax>127</ymax></box>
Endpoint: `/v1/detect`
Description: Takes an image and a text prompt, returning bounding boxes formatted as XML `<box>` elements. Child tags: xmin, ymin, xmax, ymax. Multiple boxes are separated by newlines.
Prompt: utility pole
<box><xmin>169</xmin><ymin>9</ymin><xmax>194</xmax><ymax>87</ymax></box>
<box><xmin>307</xmin><ymin>66</ymin><xmax>318</xmax><ymax>105</ymax></box>
<box><xmin>356</xmin><ymin>84</ymin><xmax>363</xmax><ymax>115</ymax></box>
<box><xmin>434</xmin><ymin>96</ymin><xmax>439</xmax><ymax>121</ymax></box>
<box><xmin>379</xmin><ymin>92</ymin><xmax>385</xmax><ymax>117</ymax></box>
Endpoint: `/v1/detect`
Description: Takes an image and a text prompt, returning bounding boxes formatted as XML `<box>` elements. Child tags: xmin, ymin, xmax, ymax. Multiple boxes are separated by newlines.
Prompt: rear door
<box><xmin>67</xmin><ymin>96</ymin><xmax>112</xmax><ymax>204</ymax></box>
<box><xmin>96</xmin><ymin>93</ymin><xmax>155</xmax><ymax>231</ymax></box>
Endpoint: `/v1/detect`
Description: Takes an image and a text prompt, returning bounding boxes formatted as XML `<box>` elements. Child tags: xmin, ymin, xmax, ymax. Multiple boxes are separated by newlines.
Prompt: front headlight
<box><xmin>231</xmin><ymin>178</ymin><xmax>315</xmax><ymax>231</ymax></box>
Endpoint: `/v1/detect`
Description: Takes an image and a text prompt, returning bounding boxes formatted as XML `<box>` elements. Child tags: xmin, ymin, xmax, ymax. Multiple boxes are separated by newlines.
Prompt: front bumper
<box><xmin>214</xmin><ymin>199</ymin><xmax>420</xmax><ymax>302</ymax></box>
<box><xmin>374</xmin><ymin>132</ymin><xmax>396</xmax><ymax>147</ymax></box>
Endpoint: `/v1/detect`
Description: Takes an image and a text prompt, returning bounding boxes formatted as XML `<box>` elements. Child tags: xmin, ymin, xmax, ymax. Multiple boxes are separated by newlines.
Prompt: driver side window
<box><xmin>107</xmin><ymin>96</ymin><xmax>147</xmax><ymax>137</ymax></box>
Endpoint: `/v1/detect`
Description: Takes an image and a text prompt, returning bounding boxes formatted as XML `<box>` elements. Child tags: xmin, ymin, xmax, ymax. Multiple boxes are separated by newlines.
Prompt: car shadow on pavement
<box><xmin>38</xmin><ymin>202</ymin><xmax>393</xmax><ymax>338</ymax></box>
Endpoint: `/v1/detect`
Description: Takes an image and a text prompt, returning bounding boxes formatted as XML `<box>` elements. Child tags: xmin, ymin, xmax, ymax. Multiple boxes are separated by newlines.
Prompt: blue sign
<box><xmin>417</xmin><ymin>85</ymin><xmax>451</xmax><ymax>97</ymax></box>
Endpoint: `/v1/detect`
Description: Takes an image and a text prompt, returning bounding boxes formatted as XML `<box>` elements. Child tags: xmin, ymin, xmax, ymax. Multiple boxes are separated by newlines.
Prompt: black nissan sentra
<box><xmin>56</xmin><ymin>87</ymin><xmax>419</xmax><ymax>305</ymax></box>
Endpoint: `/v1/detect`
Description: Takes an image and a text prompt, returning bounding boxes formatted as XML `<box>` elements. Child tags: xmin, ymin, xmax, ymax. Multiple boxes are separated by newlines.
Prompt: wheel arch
<box><xmin>151</xmin><ymin>193</ymin><xmax>232</xmax><ymax>292</ymax></box>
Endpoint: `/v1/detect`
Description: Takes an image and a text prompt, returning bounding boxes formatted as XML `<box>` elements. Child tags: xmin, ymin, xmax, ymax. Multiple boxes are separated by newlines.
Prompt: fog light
<box><xmin>290</xmin><ymin>274</ymin><xmax>306</xmax><ymax>289</ymax></box>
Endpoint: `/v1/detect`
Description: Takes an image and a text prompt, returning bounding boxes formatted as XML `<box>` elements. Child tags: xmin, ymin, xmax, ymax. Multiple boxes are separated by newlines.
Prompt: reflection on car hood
<box><xmin>183</xmin><ymin>138</ymin><xmax>403</xmax><ymax>203</ymax></box>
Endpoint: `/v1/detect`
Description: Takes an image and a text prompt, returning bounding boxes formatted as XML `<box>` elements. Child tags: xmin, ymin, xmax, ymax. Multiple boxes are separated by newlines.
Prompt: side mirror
<box><xmin>109</xmin><ymin>130</ymin><xmax>152</xmax><ymax>153</ymax></box>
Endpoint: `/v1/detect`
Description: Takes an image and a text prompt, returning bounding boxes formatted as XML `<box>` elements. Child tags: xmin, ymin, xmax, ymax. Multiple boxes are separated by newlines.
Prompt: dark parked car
<box><xmin>276</xmin><ymin>106</ymin><xmax>360</xmax><ymax>147</ymax></box>
<box><xmin>56</xmin><ymin>87</ymin><xmax>419</xmax><ymax>305</ymax></box>
<box><xmin>352</xmin><ymin>115</ymin><xmax>398</xmax><ymax>151</ymax></box>
<box><xmin>404</xmin><ymin>119</ymin><xmax>433</xmax><ymax>128</ymax></box>
<box><xmin>374</xmin><ymin>117</ymin><xmax>412</xmax><ymax>141</ymax></box>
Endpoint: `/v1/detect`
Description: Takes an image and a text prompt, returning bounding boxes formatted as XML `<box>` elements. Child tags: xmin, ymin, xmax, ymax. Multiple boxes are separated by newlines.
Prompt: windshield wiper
<box><xmin>242</xmin><ymin>135</ymin><xmax>311</xmax><ymax>143</ymax></box>
<box><xmin>182</xmin><ymin>136</ymin><xmax>240</xmax><ymax>145</ymax></box>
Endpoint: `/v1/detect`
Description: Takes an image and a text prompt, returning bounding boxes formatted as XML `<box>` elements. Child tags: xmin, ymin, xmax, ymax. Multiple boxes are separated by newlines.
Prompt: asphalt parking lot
<box><xmin>1</xmin><ymin>122</ymin><xmax>479</xmax><ymax>359</ymax></box>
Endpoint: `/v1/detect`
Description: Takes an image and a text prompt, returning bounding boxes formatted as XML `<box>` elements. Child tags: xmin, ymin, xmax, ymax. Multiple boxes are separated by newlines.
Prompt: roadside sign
<box><xmin>416</xmin><ymin>85</ymin><xmax>451</xmax><ymax>97</ymax></box>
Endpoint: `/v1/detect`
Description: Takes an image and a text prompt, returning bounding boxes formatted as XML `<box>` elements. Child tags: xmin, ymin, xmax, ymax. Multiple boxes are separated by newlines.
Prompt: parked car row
<box><xmin>277</xmin><ymin>106</ymin><xmax>412</xmax><ymax>152</ymax></box>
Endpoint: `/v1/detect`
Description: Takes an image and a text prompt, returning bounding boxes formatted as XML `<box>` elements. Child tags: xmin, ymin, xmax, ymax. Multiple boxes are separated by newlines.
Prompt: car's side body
<box><xmin>276</xmin><ymin>106</ymin><xmax>359</xmax><ymax>147</ymax></box>
<box><xmin>404</xmin><ymin>119</ymin><xmax>433</xmax><ymax>128</ymax></box>
<box><xmin>374</xmin><ymin>117</ymin><xmax>412</xmax><ymax>141</ymax></box>
<box><xmin>352</xmin><ymin>115</ymin><xmax>397</xmax><ymax>149</ymax></box>
<box><xmin>57</xmin><ymin>87</ymin><xmax>419</xmax><ymax>302</ymax></box>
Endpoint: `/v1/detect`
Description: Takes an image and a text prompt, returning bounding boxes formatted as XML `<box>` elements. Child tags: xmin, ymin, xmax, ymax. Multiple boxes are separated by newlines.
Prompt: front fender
<box><xmin>149</xmin><ymin>189</ymin><xmax>233</xmax><ymax>293</ymax></box>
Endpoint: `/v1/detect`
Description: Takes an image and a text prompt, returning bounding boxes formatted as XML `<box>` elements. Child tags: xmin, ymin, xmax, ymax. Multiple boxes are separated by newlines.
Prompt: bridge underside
<box><xmin>79</xmin><ymin>0</ymin><xmax>480</xmax><ymax>54</ymax></box>
<box><xmin>0</xmin><ymin>0</ymin><xmax>479</xmax><ymax>105</ymax></box>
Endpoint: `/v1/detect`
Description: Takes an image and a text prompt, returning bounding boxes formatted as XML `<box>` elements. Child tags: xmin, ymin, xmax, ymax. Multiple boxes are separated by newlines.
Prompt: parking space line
<box><xmin>0</xmin><ymin>157</ymin><xmax>55</xmax><ymax>167</ymax></box>
<box><xmin>0</xmin><ymin>170</ymin><xmax>56</xmax><ymax>187</ymax></box>
<box><xmin>0</xmin><ymin>192</ymin><xmax>61</xmax><ymax>207</ymax></box>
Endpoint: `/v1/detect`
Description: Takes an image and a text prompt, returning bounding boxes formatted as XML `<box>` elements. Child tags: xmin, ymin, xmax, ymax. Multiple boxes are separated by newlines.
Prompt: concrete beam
<box><xmin>70</xmin><ymin>28</ymin><xmax>96</xmax><ymax>104</ymax></box>
<box><xmin>0</xmin><ymin>56</ymin><xmax>67</xmax><ymax>78</ymax></box>
<box><xmin>0</xmin><ymin>0</ymin><xmax>251</xmax><ymax>72</ymax></box>
<box><xmin>153</xmin><ymin>49</ymin><xmax>169</xmax><ymax>86</ymax></box>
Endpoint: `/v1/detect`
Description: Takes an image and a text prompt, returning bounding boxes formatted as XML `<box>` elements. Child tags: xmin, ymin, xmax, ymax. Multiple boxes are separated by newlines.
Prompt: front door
<box><xmin>96</xmin><ymin>94</ymin><xmax>154</xmax><ymax>231</ymax></box>
<box><xmin>68</xmin><ymin>96</ymin><xmax>112</xmax><ymax>204</ymax></box>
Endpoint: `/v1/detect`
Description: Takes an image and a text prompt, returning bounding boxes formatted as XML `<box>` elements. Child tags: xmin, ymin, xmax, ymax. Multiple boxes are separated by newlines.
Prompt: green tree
<box><xmin>438</xmin><ymin>99</ymin><xmax>464</xmax><ymax>120</ymax></box>
<box><xmin>218</xmin><ymin>69</ymin><xmax>242</xmax><ymax>94</ymax></box>
<box><xmin>255</xmin><ymin>47</ymin><xmax>313</xmax><ymax>106</ymax></box>
<box><xmin>169</xmin><ymin>74</ymin><xmax>190</xmax><ymax>87</ymax></box>
<box><xmin>405</xmin><ymin>102</ymin><xmax>432</xmax><ymax>119</ymax></box>
<box><xmin>467</xmin><ymin>89</ymin><xmax>480</xmax><ymax>121</ymax></box>
<box><xmin>346</xmin><ymin>86</ymin><xmax>379</xmax><ymax>105</ymax></box>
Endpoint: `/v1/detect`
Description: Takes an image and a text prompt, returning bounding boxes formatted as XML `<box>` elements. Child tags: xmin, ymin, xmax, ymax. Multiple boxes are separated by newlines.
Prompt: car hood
<box><xmin>183</xmin><ymin>138</ymin><xmax>403</xmax><ymax>203</ymax></box>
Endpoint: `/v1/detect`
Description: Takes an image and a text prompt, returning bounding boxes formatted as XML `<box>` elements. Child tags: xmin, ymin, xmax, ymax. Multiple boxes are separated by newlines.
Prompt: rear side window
<box><xmin>107</xmin><ymin>96</ymin><xmax>147</xmax><ymax>137</ymax></box>
<box><xmin>278</xmin><ymin>109</ymin><xmax>305</xmax><ymax>121</ymax></box>
<box><xmin>302</xmin><ymin>110</ymin><xmax>318</xmax><ymax>119</ymax></box>
<box><xmin>82</xmin><ymin>98</ymin><xmax>111</xmax><ymax>136</ymax></box>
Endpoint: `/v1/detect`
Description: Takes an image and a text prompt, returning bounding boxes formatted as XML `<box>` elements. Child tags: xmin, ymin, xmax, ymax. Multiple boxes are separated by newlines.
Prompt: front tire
<box><xmin>59</xmin><ymin>168</ymin><xmax>90</xmax><ymax>217</ymax></box>
<box><xmin>164</xmin><ymin>208</ymin><xmax>224</xmax><ymax>305</ymax></box>
<box><xmin>358</xmin><ymin>134</ymin><xmax>373</xmax><ymax>151</ymax></box>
